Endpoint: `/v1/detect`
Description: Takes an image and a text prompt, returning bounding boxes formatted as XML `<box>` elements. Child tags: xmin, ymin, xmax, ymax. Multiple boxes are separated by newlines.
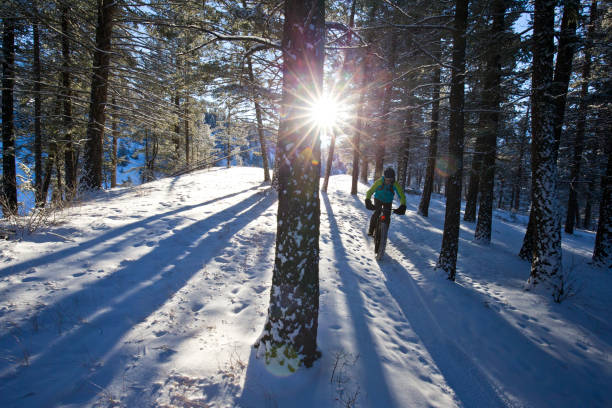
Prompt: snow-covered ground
<box><xmin>0</xmin><ymin>167</ymin><xmax>610</xmax><ymax>408</ymax></box>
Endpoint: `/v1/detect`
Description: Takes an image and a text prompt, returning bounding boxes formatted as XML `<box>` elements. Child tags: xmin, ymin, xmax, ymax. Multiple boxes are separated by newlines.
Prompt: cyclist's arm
<box><xmin>393</xmin><ymin>181</ymin><xmax>407</xmax><ymax>206</ymax></box>
<box><xmin>366</xmin><ymin>178</ymin><xmax>383</xmax><ymax>200</ymax></box>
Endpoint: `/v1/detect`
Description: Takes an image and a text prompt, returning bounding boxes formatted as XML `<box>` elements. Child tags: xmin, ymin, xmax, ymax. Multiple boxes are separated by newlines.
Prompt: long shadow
<box><xmin>321</xmin><ymin>194</ymin><xmax>398</xmax><ymax>407</ymax></box>
<box><xmin>0</xmin><ymin>185</ymin><xmax>263</xmax><ymax>279</ymax></box>
<box><xmin>380</xmin><ymin>247</ymin><xmax>611</xmax><ymax>407</ymax></box>
<box><xmin>0</xmin><ymin>190</ymin><xmax>277</xmax><ymax>407</ymax></box>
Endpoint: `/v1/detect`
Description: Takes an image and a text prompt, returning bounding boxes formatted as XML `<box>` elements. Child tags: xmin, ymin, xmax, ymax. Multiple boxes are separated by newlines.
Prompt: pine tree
<box><xmin>437</xmin><ymin>0</ymin><xmax>469</xmax><ymax>281</ymax></box>
<box><xmin>2</xmin><ymin>16</ymin><xmax>17</xmax><ymax>216</ymax></box>
<box><xmin>528</xmin><ymin>0</ymin><xmax>562</xmax><ymax>286</ymax></box>
<box><xmin>82</xmin><ymin>0</ymin><xmax>117</xmax><ymax>190</ymax></box>
<box><xmin>256</xmin><ymin>0</ymin><xmax>325</xmax><ymax>369</ymax></box>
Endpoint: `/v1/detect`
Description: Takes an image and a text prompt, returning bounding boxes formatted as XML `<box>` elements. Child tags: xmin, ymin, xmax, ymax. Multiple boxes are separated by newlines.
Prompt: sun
<box><xmin>307</xmin><ymin>93</ymin><xmax>348</xmax><ymax>144</ymax></box>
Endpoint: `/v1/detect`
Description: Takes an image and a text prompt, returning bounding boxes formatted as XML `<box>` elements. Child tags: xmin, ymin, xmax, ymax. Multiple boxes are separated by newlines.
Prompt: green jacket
<box><xmin>366</xmin><ymin>177</ymin><xmax>406</xmax><ymax>205</ymax></box>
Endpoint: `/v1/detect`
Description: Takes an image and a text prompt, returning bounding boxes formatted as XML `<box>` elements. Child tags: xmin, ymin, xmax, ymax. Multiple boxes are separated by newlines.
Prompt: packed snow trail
<box><xmin>0</xmin><ymin>168</ymin><xmax>610</xmax><ymax>407</ymax></box>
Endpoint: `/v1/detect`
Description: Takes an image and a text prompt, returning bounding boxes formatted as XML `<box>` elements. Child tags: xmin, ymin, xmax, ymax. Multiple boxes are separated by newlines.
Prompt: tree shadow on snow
<box><xmin>0</xmin><ymin>187</ymin><xmax>276</xmax><ymax>407</ymax></box>
<box><xmin>0</xmin><ymin>185</ymin><xmax>264</xmax><ymax>279</ymax></box>
<box><xmin>379</xmin><ymin>249</ymin><xmax>610</xmax><ymax>407</ymax></box>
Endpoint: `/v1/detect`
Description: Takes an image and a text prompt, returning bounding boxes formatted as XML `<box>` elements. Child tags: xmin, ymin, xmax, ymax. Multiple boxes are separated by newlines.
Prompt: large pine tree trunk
<box><xmin>592</xmin><ymin>126</ymin><xmax>612</xmax><ymax>267</ymax></box>
<box><xmin>566</xmin><ymin>0</ymin><xmax>596</xmax><ymax>234</ymax></box>
<box><xmin>82</xmin><ymin>0</ymin><xmax>117</xmax><ymax>190</ymax></box>
<box><xmin>520</xmin><ymin>0</ymin><xmax>579</xmax><ymax>255</ymax></box>
<box><xmin>247</xmin><ymin>56</ymin><xmax>270</xmax><ymax>182</ymax></box>
<box><xmin>528</xmin><ymin>0</ymin><xmax>562</xmax><ymax>286</ymax></box>
<box><xmin>418</xmin><ymin>40</ymin><xmax>442</xmax><ymax>217</ymax></box>
<box><xmin>2</xmin><ymin>17</ymin><xmax>17</xmax><ymax>217</ymax></box>
<box><xmin>256</xmin><ymin>0</ymin><xmax>324</xmax><ymax>369</ymax></box>
<box><xmin>474</xmin><ymin>0</ymin><xmax>506</xmax><ymax>243</ymax></box>
<box><xmin>61</xmin><ymin>4</ymin><xmax>76</xmax><ymax>199</ymax></box>
<box><xmin>33</xmin><ymin>10</ymin><xmax>44</xmax><ymax>206</ymax></box>
<box><xmin>437</xmin><ymin>0</ymin><xmax>469</xmax><ymax>281</ymax></box>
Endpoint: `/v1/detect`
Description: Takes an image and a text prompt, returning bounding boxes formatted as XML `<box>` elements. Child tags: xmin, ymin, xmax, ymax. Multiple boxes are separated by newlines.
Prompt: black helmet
<box><xmin>384</xmin><ymin>167</ymin><xmax>395</xmax><ymax>180</ymax></box>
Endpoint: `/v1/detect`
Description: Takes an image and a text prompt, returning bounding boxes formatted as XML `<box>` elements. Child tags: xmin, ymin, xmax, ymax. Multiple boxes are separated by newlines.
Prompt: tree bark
<box><xmin>474</xmin><ymin>0</ymin><xmax>506</xmax><ymax>243</ymax></box>
<box><xmin>528</xmin><ymin>0</ymin><xmax>562</xmax><ymax>286</ymax></box>
<box><xmin>463</xmin><ymin>128</ymin><xmax>485</xmax><ymax>222</ymax></box>
<box><xmin>418</xmin><ymin>40</ymin><xmax>442</xmax><ymax>218</ymax></box>
<box><xmin>520</xmin><ymin>0</ymin><xmax>579</xmax><ymax>254</ymax></box>
<box><xmin>247</xmin><ymin>56</ymin><xmax>270</xmax><ymax>182</ymax></box>
<box><xmin>2</xmin><ymin>17</ymin><xmax>17</xmax><ymax>216</ymax></box>
<box><xmin>256</xmin><ymin>0</ymin><xmax>324</xmax><ymax>369</ymax></box>
<box><xmin>82</xmin><ymin>0</ymin><xmax>117</xmax><ymax>190</ymax></box>
<box><xmin>513</xmin><ymin>108</ymin><xmax>529</xmax><ymax>211</ymax></box>
<box><xmin>592</xmin><ymin>124</ymin><xmax>612</xmax><ymax>268</ymax></box>
<box><xmin>61</xmin><ymin>4</ymin><xmax>76</xmax><ymax>198</ymax></box>
<box><xmin>373</xmin><ymin>28</ymin><xmax>398</xmax><ymax>180</ymax></box>
<box><xmin>184</xmin><ymin>98</ymin><xmax>190</xmax><ymax>166</ymax></box>
<box><xmin>437</xmin><ymin>0</ymin><xmax>469</xmax><ymax>281</ymax></box>
<box><xmin>33</xmin><ymin>9</ymin><xmax>44</xmax><ymax>205</ymax></box>
<box><xmin>566</xmin><ymin>0</ymin><xmax>596</xmax><ymax>234</ymax></box>
<box><xmin>322</xmin><ymin>131</ymin><xmax>335</xmax><ymax>193</ymax></box>
<box><xmin>360</xmin><ymin>156</ymin><xmax>369</xmax><ymax>184</ymax></box>
<box><xmin>111</xmin><ymin>97</ymin><xmax>118</xmax><ymax>188</ymax></box>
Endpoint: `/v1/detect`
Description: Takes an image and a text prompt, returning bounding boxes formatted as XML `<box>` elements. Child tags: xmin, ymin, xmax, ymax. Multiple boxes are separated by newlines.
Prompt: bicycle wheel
<box><xmin>373</xmin><ymin>217</ymin><xmax>381</xmax><ymax>254</ymax></box>
<box><xmin>376</xmin><ymin>221</ymin><xmax>388</xmax><ymax>261</ymax></box>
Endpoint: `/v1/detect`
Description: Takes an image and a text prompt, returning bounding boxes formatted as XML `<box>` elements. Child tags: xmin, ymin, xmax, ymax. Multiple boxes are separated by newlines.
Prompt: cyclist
<box><xmin>365</xmin><ymin>167</ymin><xmax>407</xmax><ymax>236</ymax></box>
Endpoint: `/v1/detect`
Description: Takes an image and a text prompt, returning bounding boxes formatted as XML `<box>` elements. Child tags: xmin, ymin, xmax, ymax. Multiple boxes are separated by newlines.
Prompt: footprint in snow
<box><xmin>72</xmin><ymin>272</ymin><xmax>86</xmax><ymax>278</ymax></box>
<box><xmin>191</xmin><ymin>303</ymin><xmax>204</xmax><ymax>312</ymax></box>
<box><xmin>215</xmin><ymin>257</ymin><xmax>230</xmax><ymax>263</ymax></box>
<box><xmin>232</xmin><ymin>303</ymin><xmax>249</xmax><ymax>314</ymax></box>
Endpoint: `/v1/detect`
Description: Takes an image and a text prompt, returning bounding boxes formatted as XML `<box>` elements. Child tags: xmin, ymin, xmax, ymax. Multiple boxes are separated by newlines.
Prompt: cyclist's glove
<box><xmin>393</xmin><ymin>204</ymin><xmax>406</xmax><ymax>215</ymax></box>
<box><xmin>365</xmin><ymin>198</ymin><xmax>375</xmax><ymax>210</ymax></box>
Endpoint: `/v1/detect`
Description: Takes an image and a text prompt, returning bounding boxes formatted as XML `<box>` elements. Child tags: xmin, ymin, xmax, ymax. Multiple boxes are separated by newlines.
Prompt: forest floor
<box><xmin>0</xmin><ymin>167</ymin><xmax>610</xmax><ymax>408</ymax></box>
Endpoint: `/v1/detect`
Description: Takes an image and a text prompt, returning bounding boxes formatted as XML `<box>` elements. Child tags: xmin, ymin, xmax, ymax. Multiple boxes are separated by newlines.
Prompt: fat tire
<box><xmin>376</xmin><ymin>221</ymin><xmax>388</xmax><ymax>260</ymax></box>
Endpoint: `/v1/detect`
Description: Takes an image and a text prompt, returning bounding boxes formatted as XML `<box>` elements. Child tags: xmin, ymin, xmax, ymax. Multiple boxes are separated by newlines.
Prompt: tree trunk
<box><xmin>256</xmin><ymin>0</ymin><xmax>324</xmax><ymax>369</ymax></box>
<box><xmin>2</xmin><ymin>17</ymin><xmax>17</xmax><ymax>217</ymax></box>
<box><xmin>247</xmin><ymin>56</ymin><xmax>270</xmax><ymax>182</ymax></box>
<box><xmin>418</xmin><ymin>39</ymin><xmax>442</xmax><ymax>217</ymax></box>
<box><xmin>184</xmin><ymin>98</ymin><xmax>190</xmax><ymax>166</ymax></box>
<box><xmin>61</xmin><ymin>4</ymin><xmax>76</xmax><ymax>199</ymax></box>
<box><xmin>474</xmin><ymin>0</ymin><xmax>506</xmax><ymax>243</ymax></box>
<box><xmin>322</xmin><ymin>131</ymin><xmax>335</xmax><ymax>193</ymax></box>
<box><xmin>373</xmin><ymin>28</ymin><xmax>398</xmax><ymax>180</ymax></box>
<box><xmin>513</xmin><ymin>108</ymin><xmax>529</xmax><ymax>211</ymax></box>
<box><xmin>360</xmin><ymin>153</ymin><xmax>369</xmax><ymax>184</ymax></box>
<box><xmin>82</xmin><ymin>0</ymin><xmax>116</xmax><ymax>190</ymax></box>
<box><xmin>398</xmin><ymin>110</ymin><xmax>412</xmax><ymax>191</ymax></box>
<box><xmin>33</xmin><ymin>10</ymin><xmax>44</xmax><ymax>206</ymax></box>
<box><xmin>351</xmin><ymin>76</ymin><xmax>365</xmax><ymax>194</ymax></box>
<box><xmin>437</xmin><ymin>0</ymin><xmax>469</xmax><ymax>281</ymax></box>
<box><xmin>528</xmin><ymin>0</ymin><xmax>562</xmax><ymax>286</ymax></box>
<box><xmin>174</xmin><ymin>93</ymin><xmax>181</xmax><ymax>157</ymax></box>
<box><xmin>592</xmin><ymin>127</ymin><xmax>612</xmax><ymax>268</ymax></box>
<box><xmin>111</xmin><ymin>97</ymin><xmax>118</xmax><ymax>188</ymax></box>
<box><xmin>566</xmin><ymin>0</ymin><xmax>596</xmax><ymax>234</ymax></box>
<box><xmin>464</xmin><ymin>128</ymin><xmax>485</xmax><ymax>222</ymax></box>
<box><xmin>520</xmin><ymin>0</ymin><xmax>579</xmax><ymax>251</ymax></box>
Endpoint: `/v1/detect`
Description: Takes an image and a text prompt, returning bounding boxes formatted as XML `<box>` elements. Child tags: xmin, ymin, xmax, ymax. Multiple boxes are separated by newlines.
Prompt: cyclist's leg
<box><xmin>368</xmin><ymin>199</ymin><xmax>383</xmax><ymax>235</ymax></box>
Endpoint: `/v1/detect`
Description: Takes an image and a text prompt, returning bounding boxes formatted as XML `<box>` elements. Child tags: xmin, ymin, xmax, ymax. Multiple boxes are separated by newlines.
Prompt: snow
<box><xmin>1</xmin><ymin>167</ymin><xmax>610</xmax><ymax>407</ymax></box>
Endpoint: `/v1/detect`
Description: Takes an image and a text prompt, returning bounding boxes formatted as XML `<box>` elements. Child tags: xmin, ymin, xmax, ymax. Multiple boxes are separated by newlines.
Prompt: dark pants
<box><xmin>369</xmin><ymin>198</ymin><xmax>392</xmax><ymax>235</ymax></box>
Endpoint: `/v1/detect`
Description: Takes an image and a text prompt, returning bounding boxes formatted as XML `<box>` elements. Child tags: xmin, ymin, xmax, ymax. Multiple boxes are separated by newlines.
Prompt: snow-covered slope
<box><xmin>0</xmin><ymin>167</ymin><xmax>610</xmax><ymax>407</ymax></box>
